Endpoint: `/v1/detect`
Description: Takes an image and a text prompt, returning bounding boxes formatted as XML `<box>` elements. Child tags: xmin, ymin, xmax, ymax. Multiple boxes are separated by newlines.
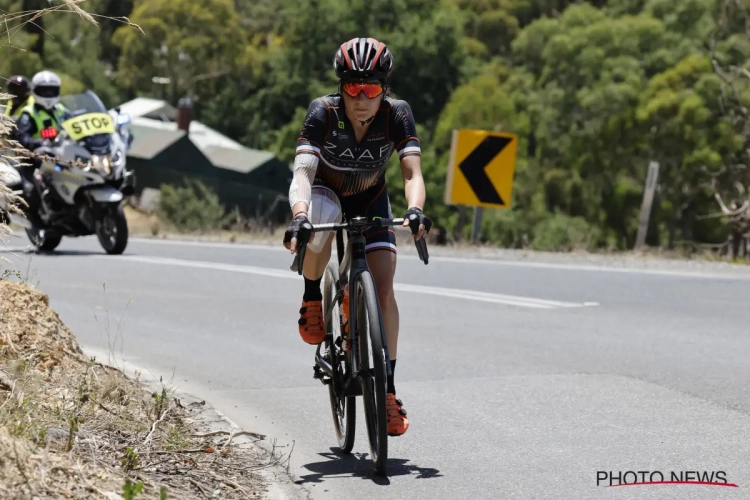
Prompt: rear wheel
<box><xmin>25</xmin><ymin>227</ymin><xmax>62</xmax><ymax>251</ymax></box>
<box><xmin>322</xmin><ymin>261</ymin><xmax>356</xmax><ymax>453</ymax></box>
<box><xmin>356</xmin><ymin>270</ymin><xmax>388</xmax><ymax>476</ymax></box>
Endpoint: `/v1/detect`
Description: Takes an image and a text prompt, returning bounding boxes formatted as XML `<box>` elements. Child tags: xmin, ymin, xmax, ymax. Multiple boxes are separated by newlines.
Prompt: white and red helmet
<box><xmin>333</xmin><ymin>37</ymin><xmax>394</xmax><ymax>82</ymax></box>
<box><xmin>31</xmin><ymin>70</ymin><xmax>62</xmax><ymax>111</ymax></box>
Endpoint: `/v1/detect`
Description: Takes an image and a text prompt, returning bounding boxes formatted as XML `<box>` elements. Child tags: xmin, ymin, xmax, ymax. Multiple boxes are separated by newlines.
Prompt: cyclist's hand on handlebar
<box><xmin>282</xmin><ymin>213</ymin><xmax>314</xmax><ymax>254</ymax></box>
<box><xmin>402</xmin><ymin>207</ymin><xmax>432</xmax><ymax>241</ymax></box>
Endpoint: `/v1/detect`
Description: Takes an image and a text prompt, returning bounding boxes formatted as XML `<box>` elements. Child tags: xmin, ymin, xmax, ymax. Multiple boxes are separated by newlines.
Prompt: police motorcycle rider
<box><xmin>1</xmin><ymin>76</ymin><xmax>33</xmax><ymax>177</ymax></box>
<box><xmin>282</xmin><ymin>37</ymin><xmax>432</xmax><ymax>437</ymax></box>
<box><xmin>14</xmin><ymin>70</ymin><xmax>72</xmax><ymax>226</ymax></box>
<box><xmin>3</xmin><ymin>75</ymin><xmax>34</xmax><ymax>120</ymax></box>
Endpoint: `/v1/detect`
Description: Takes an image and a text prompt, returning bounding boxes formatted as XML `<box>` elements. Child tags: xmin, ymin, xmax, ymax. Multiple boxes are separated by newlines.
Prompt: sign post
<box><xmin>444</xmin><ymin>129</ymin><xmax>519</xmax><ymax>244</ymax></box>
<box><xmin>635</xmin><ymin>160</ymin><xmax>660</xmax><ymax>249</ymax></box>
<box><xmin>471</xmin><ymin>207</ymin><xmax>483</xmax><ymax>245</ymax></box>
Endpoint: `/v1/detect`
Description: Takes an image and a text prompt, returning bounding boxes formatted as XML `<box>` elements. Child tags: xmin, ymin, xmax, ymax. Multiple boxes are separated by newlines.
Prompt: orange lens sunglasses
<box><xmin>342</xmin><ymin>82</ymin><xmax>384</xmax><ymax>99</ymax></box>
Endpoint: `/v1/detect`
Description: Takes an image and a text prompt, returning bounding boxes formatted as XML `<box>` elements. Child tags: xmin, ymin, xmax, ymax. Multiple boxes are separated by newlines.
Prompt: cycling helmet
<box><xmin>31</xmin><ymin>70</ymin><xmax>62</xmax><ymax>110</ymax></box>
<box><xmin>333</xmin><ymin>37</ymin><xmax>394</xmax><ymax>82</ymax></box>
<box><xmin>6</xmin><ymin>75</ymin><xmax>30</xmax><ymax>96</ymax></box>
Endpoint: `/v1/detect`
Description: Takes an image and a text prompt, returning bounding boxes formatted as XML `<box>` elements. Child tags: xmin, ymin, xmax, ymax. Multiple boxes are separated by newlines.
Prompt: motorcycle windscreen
<box><xmin>61</xmin><ymin>112</ymin><xmax>116</xmax><ymax>141</ymax></box>
<box><xmin>0</xmin><ymin>162</ymin><xmax>22</xmax><ymax>188</ymax></box>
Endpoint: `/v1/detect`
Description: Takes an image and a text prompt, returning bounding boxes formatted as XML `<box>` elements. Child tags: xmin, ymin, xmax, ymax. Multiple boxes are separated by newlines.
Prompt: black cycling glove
<box><xmin>283</xmin><ymin>213</ymin><xmax>312</xmax><ymax>249</ymax></box>
<box><xmin>404</xmin><ymin>207</ymin><xmax>432</xmax><ymax>235</ymax></box>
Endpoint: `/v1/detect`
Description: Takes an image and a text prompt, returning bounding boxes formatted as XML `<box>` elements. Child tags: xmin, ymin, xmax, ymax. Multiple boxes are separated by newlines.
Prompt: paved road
<box><xmin>2</xmin><ymin>233</ymin><xmax>750</xmax><ymax>499</ymax></box>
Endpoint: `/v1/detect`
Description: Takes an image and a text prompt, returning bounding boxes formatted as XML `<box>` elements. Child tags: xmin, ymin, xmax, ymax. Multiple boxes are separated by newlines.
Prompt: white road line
<box><xmin>412</xmin><ymin>255</ymin><xmax>750</xmax><ymax>281</ymax></box>
<box><xmin>129</xmin><ymin>237</ymin><xmax>281</xmax><ymax>251</ymax></box>
<box><xmin>126</xmin><ymin>237</ymin><xmax>750</xmax><ymax>281</ymax></box>
<box><xmin>101</xmin><ymin>254</ymin><xmax>598</xmax><ymax>310</ymax></box>
<box><xmin>393</xmin><ymin>283</ymin><xmax>598</xmax><ymax>309</ymax></box>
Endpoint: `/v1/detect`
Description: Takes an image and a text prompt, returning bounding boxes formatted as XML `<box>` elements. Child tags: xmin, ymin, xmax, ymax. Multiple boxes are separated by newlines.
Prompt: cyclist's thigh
<box><xmin>307</xmin><ymin>184</ymin><xmax>342</xmax><ymax>254</ymax></box>
<box><xmin>341</xmin><ymin>182</ymin><xmax>397</xmax><ymax>256</ymax></box>
<box><xmin>363</xmin><ymin>184</ymin><xmax>397</xmax><ymax>292</ymax></box>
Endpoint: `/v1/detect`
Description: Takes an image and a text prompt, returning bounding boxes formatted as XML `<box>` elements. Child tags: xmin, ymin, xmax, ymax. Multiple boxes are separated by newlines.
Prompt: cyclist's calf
<box><xmin>301</xmin><ymin>232</ymin><xmax>334</xmax><ymax>280</ymax></box>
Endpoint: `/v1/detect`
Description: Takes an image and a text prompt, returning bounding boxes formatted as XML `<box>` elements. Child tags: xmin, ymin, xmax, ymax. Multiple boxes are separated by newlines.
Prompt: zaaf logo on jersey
<box><xmin>323</xmin><ymin>141</ymin><xmax>391</xmax><ymax>162</ymax></box>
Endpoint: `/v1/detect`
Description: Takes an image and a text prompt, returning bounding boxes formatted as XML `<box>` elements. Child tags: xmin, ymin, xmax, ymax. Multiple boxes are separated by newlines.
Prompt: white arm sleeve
<box><xmin>289</xmin><ymin>152</ymin><xmax>318</xmax><ymax>211</ymax></box>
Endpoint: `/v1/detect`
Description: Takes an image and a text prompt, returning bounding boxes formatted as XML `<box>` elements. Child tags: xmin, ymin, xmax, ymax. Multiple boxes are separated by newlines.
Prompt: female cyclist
<box><xmin>283</xmin><ymin>37</ymin><xmax>431</xmax><ymax>436</ymax></box>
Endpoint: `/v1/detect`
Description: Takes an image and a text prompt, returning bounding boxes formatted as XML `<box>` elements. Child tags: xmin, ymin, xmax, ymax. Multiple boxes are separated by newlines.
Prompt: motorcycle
<box><xmin>0</xmin><ymin>160</ymin><xmax>23</xmax><ymax>225</ymax></box>
<box><xmin>0</xmin><ymin>90</ymin><xmax>135</xmax><ymax>254</ymax></box>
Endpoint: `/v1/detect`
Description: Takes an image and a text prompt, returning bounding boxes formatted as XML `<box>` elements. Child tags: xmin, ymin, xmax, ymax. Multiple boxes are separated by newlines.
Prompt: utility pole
<box><xmin>635</xmin><ymin>161</ymin><xmax>660</xmax><ymax>249</ymax></box>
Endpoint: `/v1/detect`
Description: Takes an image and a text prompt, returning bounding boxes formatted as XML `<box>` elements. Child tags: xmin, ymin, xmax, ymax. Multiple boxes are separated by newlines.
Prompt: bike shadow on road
<box><xmin>295</xmin><ymin>449</ymin><xmax>443</xmax><ymax>485</ymax></box>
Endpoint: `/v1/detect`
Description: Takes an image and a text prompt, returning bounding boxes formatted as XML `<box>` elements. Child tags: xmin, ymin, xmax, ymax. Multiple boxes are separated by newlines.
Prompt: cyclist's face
<box><xmin>342</xmin><ymin>81</ymin><xmax>382</xmax><ymax>123</ymax></box>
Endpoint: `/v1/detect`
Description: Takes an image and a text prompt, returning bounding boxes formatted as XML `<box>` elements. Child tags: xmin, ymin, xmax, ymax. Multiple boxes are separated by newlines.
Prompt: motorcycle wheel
<box><xmin>96</xmin><ymin>202</ymin><xmax>128</xmax><ymax>255</ymax></box>
<box><xmin>25</xmin><ymin>227</ymin><xmax>62</xmax><ymax>252</ymax></box>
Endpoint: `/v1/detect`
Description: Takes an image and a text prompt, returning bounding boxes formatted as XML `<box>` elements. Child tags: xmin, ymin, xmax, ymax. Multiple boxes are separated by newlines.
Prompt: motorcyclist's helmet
<box><xmin>31</xmin><ymin>71</ymin><xmax>62</xmax><ymax>111</ymax></box>
<box><xmin>6</xmin><ymin>75</ymin><xmax>30</xmax><ymax>98</ymax></box>
<box><xmin>333</xmin><ymin>37</ymin><xmax>394</xmax><ymax>83</ymax></box>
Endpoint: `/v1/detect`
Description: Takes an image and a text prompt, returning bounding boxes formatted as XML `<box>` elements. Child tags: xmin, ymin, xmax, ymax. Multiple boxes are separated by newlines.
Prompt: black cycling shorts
<box><xmin>314</xmin><ymin>180</ymin><xmax>397</xmax><ymax>254</ymax></box>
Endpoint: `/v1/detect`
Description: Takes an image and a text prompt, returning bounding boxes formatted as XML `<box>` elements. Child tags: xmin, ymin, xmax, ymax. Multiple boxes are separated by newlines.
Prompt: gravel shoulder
<box><xmin>0</xmin><ymin>279</ymin><xmax>303</xmax><ymax>499</ymax></box>
<box><xmin>123</xmin><ymin>205</ymin><xmax>750</xmax><ymax>278</ymax></box>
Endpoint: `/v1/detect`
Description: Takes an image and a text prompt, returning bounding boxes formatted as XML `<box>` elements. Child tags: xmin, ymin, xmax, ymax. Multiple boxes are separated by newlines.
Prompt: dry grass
<box><xmin>0</xmin><ymin>280</ymin><xmax>285</xmax><ymax>499</ymax></box>
<box><xmin>0</xmin><ymin>0</ymin><xmax>143</xmax><ymax>43</ymax></box>
<box><xmin>0</xmin><ymin>4</ymin><xmax>284</xmax><ymax>493</ymax></box>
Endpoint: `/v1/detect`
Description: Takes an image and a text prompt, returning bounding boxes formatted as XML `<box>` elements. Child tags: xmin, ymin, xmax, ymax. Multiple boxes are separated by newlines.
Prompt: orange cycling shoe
<box><xmin>298</xmin><ymin>300</ymin><xmax>325</xmax><ymax>345</ymax></box>
<box><xmin>386</xmin><ymin>393</ymin><xmax>410</xmax><ymax>436</ymax></box>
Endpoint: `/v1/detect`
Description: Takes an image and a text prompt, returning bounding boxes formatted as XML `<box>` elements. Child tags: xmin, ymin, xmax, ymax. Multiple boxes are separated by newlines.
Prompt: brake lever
<box><xmin>406</xmin><ymin>213</ymin><xmax>430</xmax><ymax>265</ymax></box>
<box><xmin>415</xmin><ymin>237</ymin><xmax>429</xmax><ymax>265</ymax></box>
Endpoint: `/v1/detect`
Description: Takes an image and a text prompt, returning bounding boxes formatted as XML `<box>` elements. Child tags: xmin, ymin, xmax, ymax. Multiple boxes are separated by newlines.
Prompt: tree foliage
<box><xmin>4</xmin><ymin>0</ymin><xmax>750</xmax><ymax>255</ymax></box>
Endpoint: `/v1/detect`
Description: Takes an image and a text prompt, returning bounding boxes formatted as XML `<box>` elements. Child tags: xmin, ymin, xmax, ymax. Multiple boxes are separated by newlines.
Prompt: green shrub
<box><xmin>481</xmin><ymin>208</ymin><xmax>533</xmax><ymax>248</ymax></box>
<box><xmin>531</xmin><ymin>212</ymin><xmax>601</xmax><ymax>252</ymax></box>
<box><xmin>158</xmin><ymin>179</ymin><xmax>229</xmax><ymax>232</ymax></box>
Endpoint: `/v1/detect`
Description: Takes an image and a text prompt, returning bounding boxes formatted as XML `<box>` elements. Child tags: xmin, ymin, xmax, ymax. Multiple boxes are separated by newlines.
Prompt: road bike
<box><xmin>292</xmin><ymin>214</ymin><xmax>429</xmax><ymax>476</ymax></box>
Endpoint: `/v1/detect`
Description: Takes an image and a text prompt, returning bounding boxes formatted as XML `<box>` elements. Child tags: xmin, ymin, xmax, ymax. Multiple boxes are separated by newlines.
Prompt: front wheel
<box><xmin>96</xmin><ymin>202</ymin><xmax>128</xmax><ymax>255</ymax></box>
<box><xmin>322</xmin><ymin>261</ymin><xmax>356</xmax><ymax>453</ymax></box>
<box><xmin>356</xmin><ymin>270</ymin><xmax>388</xmax><ymax>476</ymax></box>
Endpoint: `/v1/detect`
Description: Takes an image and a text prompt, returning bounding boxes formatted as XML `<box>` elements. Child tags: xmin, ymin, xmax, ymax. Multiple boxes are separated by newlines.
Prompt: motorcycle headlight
<box><xmin>89</xmin><ymin>154</ymin><xmax>111</xmax><ymax>175</ymax></box>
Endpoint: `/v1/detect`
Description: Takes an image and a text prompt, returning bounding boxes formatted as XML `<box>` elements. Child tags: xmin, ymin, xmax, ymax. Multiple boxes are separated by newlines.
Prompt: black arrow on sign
<box><xmin>459</xmin><ymin>135</ymin><xmax>511</xmax><ymax>205</ymax></box>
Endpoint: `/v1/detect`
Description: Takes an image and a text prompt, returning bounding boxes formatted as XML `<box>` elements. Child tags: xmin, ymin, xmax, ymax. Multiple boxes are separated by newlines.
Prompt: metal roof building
<box><xmin>117</xmin><ymin>97</ymin><xmax>291</xmax><ymax>222</ymax></box>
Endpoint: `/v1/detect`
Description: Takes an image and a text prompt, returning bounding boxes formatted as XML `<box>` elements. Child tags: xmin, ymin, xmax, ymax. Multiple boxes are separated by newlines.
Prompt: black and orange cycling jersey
<box><xmin>295</xmin><ymin>94</ymin><xmax>421</xmax><ymax>198</ymax></box>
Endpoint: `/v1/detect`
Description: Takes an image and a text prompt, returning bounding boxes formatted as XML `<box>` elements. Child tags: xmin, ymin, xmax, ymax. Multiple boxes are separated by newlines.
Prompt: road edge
<box><xmin>81</xmin><ymin>346</ymin><xmax>313</xmax><ymax>500</ymax></box>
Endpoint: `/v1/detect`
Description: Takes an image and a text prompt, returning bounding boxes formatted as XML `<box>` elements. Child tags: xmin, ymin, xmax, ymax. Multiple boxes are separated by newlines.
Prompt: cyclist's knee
<box><xmin>367</xmin><ymin>250</ymin><xmax>397</xmax><ymax>301</ymax></box>
<box><xmin>307</xmin><ymin>185</ymin><xmax>342</xmax><ymax>254</ymax></box>
<box><xmin>377</xmin><ymin>283</ymin><xmax>395</xmax><ymax>307</ymax></box>
<box><xmin>305</xmin><ymin>232</ymin><xmax>334</xmax><ymax>256</ymax></box>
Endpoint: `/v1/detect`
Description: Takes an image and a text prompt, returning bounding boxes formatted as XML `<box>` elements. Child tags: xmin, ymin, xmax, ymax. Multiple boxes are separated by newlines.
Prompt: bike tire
<box><xmin>322</xmin><ymin>261</ymin><xmax>356</xmax><ymax>453</ymax></box>
<box><xmin>355</xmin><ymin>270</ymin><xmax>388</xmax><ymax>476</ymax></box>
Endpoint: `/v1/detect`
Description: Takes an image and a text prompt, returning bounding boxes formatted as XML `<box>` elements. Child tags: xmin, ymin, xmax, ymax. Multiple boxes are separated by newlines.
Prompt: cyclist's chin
<box><xmin>353</xmin><ymin>110</ymin><xmax>375</xmax><ymax>122</ymax></box>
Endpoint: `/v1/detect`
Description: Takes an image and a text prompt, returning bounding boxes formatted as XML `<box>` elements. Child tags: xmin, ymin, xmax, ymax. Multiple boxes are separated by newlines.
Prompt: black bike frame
<box><xmin>301</xmin><ymin>216</ymin><xmax>428</xmax><ymax>390</ymax></box>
